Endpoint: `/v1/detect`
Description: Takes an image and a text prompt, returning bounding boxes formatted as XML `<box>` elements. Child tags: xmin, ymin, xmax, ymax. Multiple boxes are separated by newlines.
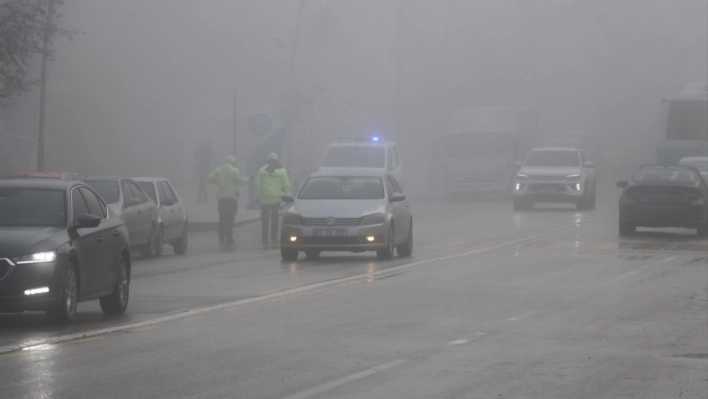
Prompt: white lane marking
<box><xmin>281</xmin><ymin>359</ymin><xmax>408</xmax><ymax>399</ymax></box>
<box><xmin>448</xmin><ymin>338</ymin><xmax>469</xmax><ymax>345</ymax></box>
<box><xmin>1</xmin><ymin>213</ymin><xmax>614</xmax><ymax>355</ymax></box>
<box><xmin>603</xmin><ymin>256</ymin><xmax>677</xmax><ymax>287</ymax></box>
<box><xmin>508</xmin><ymin>310</ymin><xmax>538</xmax><ymax>321</ymax></box>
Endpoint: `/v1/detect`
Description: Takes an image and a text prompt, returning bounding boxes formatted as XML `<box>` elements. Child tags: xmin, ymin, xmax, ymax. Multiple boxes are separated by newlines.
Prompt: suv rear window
<box><xmin>321</xmin><ymin>146</ymin><xmax>386</xmax><ymax>168</ymax></box>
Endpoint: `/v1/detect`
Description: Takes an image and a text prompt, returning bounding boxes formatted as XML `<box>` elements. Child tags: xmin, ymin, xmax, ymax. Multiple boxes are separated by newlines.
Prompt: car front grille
<box><xmin>301</xmin><ymin>237</ymin><xmax>366</xmax><ymax>245</ymax></box>
<box><xmin>0</xmin><ymin>259</ymin><xmax>14</xmax><ymax>280</ymax></box>
<box><xmin>302</xmin><ymin>217</ymin><xmax>361</xmax><ymax>227</ymax></box>
<box><xmin>528</xmin><ymin>183</ymin><xmax>567</xmax><ymax>192</ymax></box>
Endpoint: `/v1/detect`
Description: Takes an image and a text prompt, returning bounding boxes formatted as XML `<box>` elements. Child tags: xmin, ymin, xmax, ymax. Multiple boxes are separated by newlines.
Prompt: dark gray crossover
<box><xmin>617</xmin><ymin>165</ymin><xmax>708</xmax><ymax>236</ymax></box>
<box><xmin>0</xmin><ymin>178</ymin><xmax>131</xmax><ymax>324</ymax></box>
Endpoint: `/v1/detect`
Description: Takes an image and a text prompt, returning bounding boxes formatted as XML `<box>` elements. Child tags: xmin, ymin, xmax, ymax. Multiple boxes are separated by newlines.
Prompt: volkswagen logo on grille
<box><xmin>326</xmin><ymin>217</ymin><xmax>336</xmax><ymax>226</ymax></box>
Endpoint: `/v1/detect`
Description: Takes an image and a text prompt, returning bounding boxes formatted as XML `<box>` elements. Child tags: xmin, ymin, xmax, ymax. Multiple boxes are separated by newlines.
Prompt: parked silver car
<box><xmin>280</xmin><ymin>168</ymin><xmax>412</xmax><ymax>261</ymax></box>
<box><xmin>83</xmin><ymin>177</ymin><xmax>161</xmax><ymax>257</ymax></box>
<box><xmin>134</xmin><ymin>177</ymin><xmax>189</xmax><ymax>255</ymax></box>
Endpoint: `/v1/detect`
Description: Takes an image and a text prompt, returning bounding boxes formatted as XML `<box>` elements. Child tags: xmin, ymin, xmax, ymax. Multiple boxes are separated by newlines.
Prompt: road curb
<box><xmin>188</xmin><ymin>216</ymin><xmax>261</xmax><ymax>233</ymax></box>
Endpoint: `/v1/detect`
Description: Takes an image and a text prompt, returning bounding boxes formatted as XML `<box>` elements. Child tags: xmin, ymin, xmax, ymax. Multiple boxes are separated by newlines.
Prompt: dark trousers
<box><xmin>218</xmin><ymin>198</ymin><xmax>238</xmax><ymax>241</ymax></box>
<box><xmin>197</xmin><ymin>178</ymin><xmax>208</xmax><ymax>201</ymax></box>
<box><xmin>261</xmin><ymin>203</ymin><xmax>280</xmax><ymax>239</ymax></box>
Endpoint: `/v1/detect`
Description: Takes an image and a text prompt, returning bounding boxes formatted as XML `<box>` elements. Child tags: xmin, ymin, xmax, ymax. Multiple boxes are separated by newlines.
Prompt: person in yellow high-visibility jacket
<box><xmin>254</xmin><ymin>153</ymin><xmax>291</xmax><ymax>241</ymax></box>
<box><xmin>208</xmin><ymin>156</ymin><xmax>250</xmax><ymax>243</ymax></box>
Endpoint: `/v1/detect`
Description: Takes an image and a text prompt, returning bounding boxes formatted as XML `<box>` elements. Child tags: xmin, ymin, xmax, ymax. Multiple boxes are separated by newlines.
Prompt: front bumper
<box><xmin>513</xmin><ymin>180</ymin><xmax>585</xmax><ymax>203</ymax></box>
<box><xmin>0</xmin><ymin>259</ymin><xmax>63</xmax><ymax>313</ymax></box>
<box><xmin>281</xmin><ymin>223</ymin><xmax>390</xmax><ymax>252</ymax></box>
<box><xmin>619</xmin><ymin>203</ymin><xmax>707</xmax><ymax>228</ymax></box>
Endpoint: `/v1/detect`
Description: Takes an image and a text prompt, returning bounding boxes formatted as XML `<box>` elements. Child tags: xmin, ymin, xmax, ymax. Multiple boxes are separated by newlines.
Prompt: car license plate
<box><xmin>538</xmin><ymin>188</ymin><xmax>557</xmax><ymax>193</ymax></box>
<box><xmin>650</xmin><ymin>193</ymin><xmax>672</xmax><ymax>200</ymax></box>
<box><xmin>313</xmin><ymin>229</ymin><xmax>347</xmax><ymax>237</ymax></box>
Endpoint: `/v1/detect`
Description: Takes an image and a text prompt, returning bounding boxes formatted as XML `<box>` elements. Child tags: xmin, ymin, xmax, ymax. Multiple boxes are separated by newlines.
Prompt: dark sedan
<box><xmin>617</xmin><ymin>165</ymin><xmax>708</xmax><ymax>236</ymax></box>
<box><xmin>0</xmin><ymin>179</ymin><xmax>131</xmax><ymax>324</ymax></box>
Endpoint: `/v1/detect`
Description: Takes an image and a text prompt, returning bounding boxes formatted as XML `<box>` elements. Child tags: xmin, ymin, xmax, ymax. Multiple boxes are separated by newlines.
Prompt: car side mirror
<box><xmin>390</xmin><ymin>193</ymin><xmax>406</xmax><ymax>202</ymax></box>
<box><xmin>76</xmin><ymin>214</ymin><xmax>101</xmax><ymax>228</ymax></box>
<box><xmin>512</xmin><ymin>161</ymin><xmax>522</xmax><ymax>168</ymax></box>
<box><xmin>616</xmin><ymin>181</ymin><xmax>628</xmax><ymax>188</ymax></box>
<box><xmin>584</xmin><ymin>162</ymin><xmax>595</xmax><ymax>168</ymax></box>
<box><xmin>281</xmin><ymin>194</ymin><xmax>294</xmax><ymax>203</ymax></box>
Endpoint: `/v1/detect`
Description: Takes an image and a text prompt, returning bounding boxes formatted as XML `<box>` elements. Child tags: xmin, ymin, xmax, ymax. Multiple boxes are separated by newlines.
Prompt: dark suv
<box><xmin>0</xmin><ymin>178</ymin><xmax>131</xmax><ymax>324</ymax></box>
<box><xmin>617</xmin><ymin>165</ymin><xmax>708</xmax><ymax>236</ymax></box>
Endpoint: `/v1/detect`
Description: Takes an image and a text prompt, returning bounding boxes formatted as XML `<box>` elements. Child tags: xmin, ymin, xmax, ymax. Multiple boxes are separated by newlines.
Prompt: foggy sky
<box><xmin>2</xmin><ymin>0</ymin><xmax>706</xmax><ymax>195</ymax></box>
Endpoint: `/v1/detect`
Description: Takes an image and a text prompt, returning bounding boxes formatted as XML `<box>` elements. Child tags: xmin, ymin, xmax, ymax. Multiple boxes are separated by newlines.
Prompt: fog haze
<box><xmin>2</xmin><ymin>0</ymin><xmax>706</xmax><ymax>196</ymax></box>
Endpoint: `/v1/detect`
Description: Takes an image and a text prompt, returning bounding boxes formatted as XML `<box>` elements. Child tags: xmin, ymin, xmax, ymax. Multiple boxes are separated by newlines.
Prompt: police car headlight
<box><xmin>360</xmin><ymin>213</ymin><xmax>385</xmax><ymax>225</ymax></box>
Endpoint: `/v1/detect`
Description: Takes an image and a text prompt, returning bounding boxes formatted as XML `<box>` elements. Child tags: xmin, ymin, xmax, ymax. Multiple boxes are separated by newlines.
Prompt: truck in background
<box><xmin>656</xmin><ymin>82</ymin><xmax>708</xmax><ymax>165</ymax></box>
<box><xmin>434</xmin><ymin>107</ymin><xmax>539</xmax><ymax>199</ymax></box>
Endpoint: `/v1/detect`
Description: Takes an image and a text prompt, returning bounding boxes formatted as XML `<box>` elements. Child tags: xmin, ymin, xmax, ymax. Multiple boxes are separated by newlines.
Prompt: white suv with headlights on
<box><xmin>512</xmin><ymin>147</ymin><xmax>596</xmax><ymax>210</ymax></box>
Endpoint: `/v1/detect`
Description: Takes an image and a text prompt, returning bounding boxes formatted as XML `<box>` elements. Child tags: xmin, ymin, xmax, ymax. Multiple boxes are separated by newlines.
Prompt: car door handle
<box><xmin>113</xmin><ymin>230</ymin><xmax>121</xmax><ymax>237</ymax></box>
<box><xmin>96</xmin><ymin>236</ymin><xmax>104</xmax><ymax>242</ymax></box>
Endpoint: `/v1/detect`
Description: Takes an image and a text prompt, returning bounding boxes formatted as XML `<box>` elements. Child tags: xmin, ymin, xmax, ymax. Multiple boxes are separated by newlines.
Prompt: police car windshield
<box><xmin>298</xmin><ymin>177</ymin><xmax>385</xmax><ymax>200</ymax></box>
<box><xmin>321</xmin><ymin>146</ymin><xmax>386</xmax><ymax>168</ymax></box>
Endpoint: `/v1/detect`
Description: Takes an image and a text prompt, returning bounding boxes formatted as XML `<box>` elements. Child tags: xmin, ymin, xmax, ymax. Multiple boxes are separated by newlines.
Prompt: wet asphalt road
<box><xmin>1</xmin><ymin>184</ymin><xmax>706</xmax><ymax>399</ymax></box>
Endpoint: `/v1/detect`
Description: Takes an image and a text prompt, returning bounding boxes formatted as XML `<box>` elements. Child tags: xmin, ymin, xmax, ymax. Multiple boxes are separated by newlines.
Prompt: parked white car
<box><xmin>134</xmin><ymin>178</ymin><xmax>188</xmax><ymax>255</ymax></box>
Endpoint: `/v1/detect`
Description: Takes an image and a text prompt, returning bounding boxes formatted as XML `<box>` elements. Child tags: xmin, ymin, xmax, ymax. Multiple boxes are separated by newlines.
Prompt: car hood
<box><xmin>0</xmin><ymin>226</ymin><xmax>67</xmax><ymax>258</ymax></box>
<box><xmin>292</xmin><ymin>200</ymin><xmax>386</xmax><ymax>218</ymax></box>
<box><xmin>518</xmin><ymin>167</ymin><xmax>582</xmax><ymax>177</ymax></box>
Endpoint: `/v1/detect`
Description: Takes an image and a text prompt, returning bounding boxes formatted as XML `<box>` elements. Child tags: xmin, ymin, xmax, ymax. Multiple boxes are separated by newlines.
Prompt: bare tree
<box><xmin>0</xmin><ymin>0</ymin><xmax>70</xmax><ymax>109</ymax></box>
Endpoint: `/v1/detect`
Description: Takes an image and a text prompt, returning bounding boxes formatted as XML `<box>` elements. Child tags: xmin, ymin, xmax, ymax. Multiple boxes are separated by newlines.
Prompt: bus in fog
<box><xmin>657</xmin><ymin>82</ymin><xmax>708</xmax><ymax>165</ymax></box>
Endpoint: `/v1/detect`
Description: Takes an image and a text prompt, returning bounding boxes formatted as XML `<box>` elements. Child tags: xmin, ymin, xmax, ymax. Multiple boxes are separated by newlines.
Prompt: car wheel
<box><xmin>172</xmin><ymin>224</ymin><xmax>188</xmax><ymax>255</ymax></box>
<box><xmin>304</xmin><ymin>249</ymin><xmax>321</xmax><ymax>259</ymax></box>
<box><xmin>281</xmin><ymin>248</ymin><xmax>299</xmax><ymax>261</ymax></box>
<box><xmin>588</xmin><ymin>186</ymin><xmax>597</xmax><ymax>209</ymax></box>
<box><xmin>140</xmin><ymin>226</ymin><xmax>158</xmax><ymax>258</ymax></box>
<box><xmin>619</xmin><ymin>222</ymin><xmax>635</xmax><ymax>236</ymax></box>
<box><xmin>397</xmin><ymin>221</ymin><xmax>413</xmax><ymax>257</ymax></box>
<box><xmin>513</xmin><ymin>197</ymin><xmax>531</xmax><ymax>211</ymax></box>
<box><xmin>377</xmin><ymin>225</ymin><xmax>395</xmax><ymax>260</ymax></box>
<box><xmin>99</xmin><ymin>256</ymin><xmax>129</xmax><ymax>315</ymax></box>
<box><xmin>46</xmin><ymin>264</ymin><xmax>78</xmax><ymax>325</ymax></box>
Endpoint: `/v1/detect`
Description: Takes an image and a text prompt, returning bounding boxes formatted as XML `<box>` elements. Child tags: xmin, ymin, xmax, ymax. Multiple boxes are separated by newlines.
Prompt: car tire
<box><xmin>281</xmin><ymin>248</ymin><xmax>299</xmax><ymax>261</ymax></box>
<box><xmin>46</xmin><ymin>263</ymin><xmax>78</xmax><ymax>325</ymax></box>
<box><xmin>513</xmin><ymin>197</ymin><xmax>531</xmax><ymax>211</ymax></box>
<box><xmin>172</xmin><ymin>224</ymin><xmax>188</xmax><ymax>255</ymax></box>
<box><xmin>377</xmin><ymin>225</ymin><xmax>395</xmax><ymax>260</ymax></box>
<box><xmin>304</xmin><ymin>249</ymin><xmax>321</xmax><ymax>259</ymax></box>
<box><xmin>99</xmin><ymin>256</ymin><xmax>129</xmax><ymax>315</ymax></box>
<box><xmin>619</xmin><ymin>222</ymin><xmax>635</xmax><ymax>236</ymax></box>
<box><xmin>140</xmin><ymin>226</ymin><xmax>159</xmax><ymax>258</ymax></box>
<box><xmin>397</xmin><ymin>221</ymin><xmax>413</xmax><ymax>257</ymax></box>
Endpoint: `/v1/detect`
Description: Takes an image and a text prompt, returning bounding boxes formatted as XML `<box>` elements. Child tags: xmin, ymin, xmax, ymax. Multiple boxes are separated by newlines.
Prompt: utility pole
<box><xmin>232</xmin><ymin>89</ymin><xmax>238</xmax><ymax>158</ymax></box>
<box><xmin>394</xmin><ymin>0</ymin><xmax>405</xmax><ymax>143</ymax></box>
<box><xmin>37</xmin><ymin>0</ymin><xmax>56</xmax><ymax>172</ymax></box>
<box><xmin>286</xmin><ymin>0</ymin><xmax>307</xmax><ymax>184</ymax></box>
